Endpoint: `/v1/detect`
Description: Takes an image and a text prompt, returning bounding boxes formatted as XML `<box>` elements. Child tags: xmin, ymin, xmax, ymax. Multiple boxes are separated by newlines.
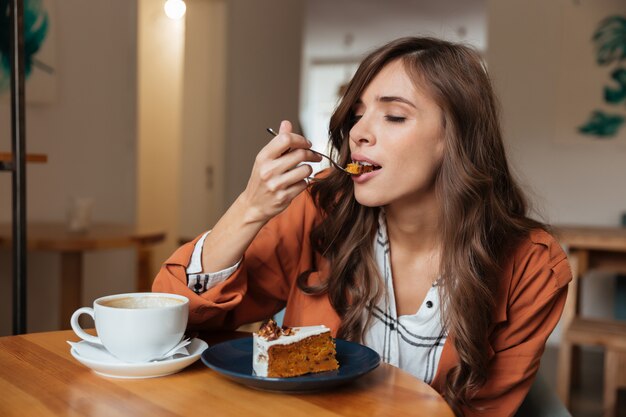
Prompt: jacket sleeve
<box><xmin>152</xmin><ymin>191</ymin><xmax>319</xmax><ymax>330</ymax></box>
<box><xmin>463</xmin><ymin>232</ymin><xmax>572</xmax><ymax>417</ymax></box>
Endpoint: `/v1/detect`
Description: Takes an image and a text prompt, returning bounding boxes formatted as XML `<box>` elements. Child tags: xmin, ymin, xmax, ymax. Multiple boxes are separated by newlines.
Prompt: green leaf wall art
<box><xmin>593</xmin><ymin>15</ymin><xmax>626</xmax><ymax>66</ymax></box>
<box><xmin>579</xmin><ymin>15</ymin><xmax>626</xmax><ymax>139</ymax></box>
<box><xmin>0</xmin><ymin>0</ymin><xmax>50</xmax><ymax>93</ymax></box>
<box><xmin>604</xmin><ymin>67</ymin><xmax>626</xmax><ymax>104</ymax></box>
<box><xmin>579</xmin><ymin>110</ymin><xmax>625</xmax><ymax>137</ymax></box>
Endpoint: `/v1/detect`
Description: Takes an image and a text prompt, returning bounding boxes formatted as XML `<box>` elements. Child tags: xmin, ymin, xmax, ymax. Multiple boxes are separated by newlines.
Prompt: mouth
<box><xmin>345</xmin><ymin>161</ymin><xmax>382</xmax><ymax>176</ymax></box>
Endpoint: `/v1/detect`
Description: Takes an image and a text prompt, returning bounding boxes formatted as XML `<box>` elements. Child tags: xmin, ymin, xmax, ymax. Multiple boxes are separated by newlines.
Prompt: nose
<box><xmin>349</xmin><ymin>115</ymin><xmax>375</xmax><ymax>147</ymax></box>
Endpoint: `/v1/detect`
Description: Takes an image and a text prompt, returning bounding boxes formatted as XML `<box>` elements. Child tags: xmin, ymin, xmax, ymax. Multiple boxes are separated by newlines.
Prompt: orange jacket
<box><xmin>153</xmin><ymin>190</ymin><xmax>571</xmax><ymax>417</ymax></box>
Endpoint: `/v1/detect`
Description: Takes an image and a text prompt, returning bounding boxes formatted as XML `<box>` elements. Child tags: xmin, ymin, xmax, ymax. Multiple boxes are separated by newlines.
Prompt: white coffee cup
<box><xmin>70</xmin><ymin>292</ymin><xmax>189</xmax><ymax>363</ymax></box>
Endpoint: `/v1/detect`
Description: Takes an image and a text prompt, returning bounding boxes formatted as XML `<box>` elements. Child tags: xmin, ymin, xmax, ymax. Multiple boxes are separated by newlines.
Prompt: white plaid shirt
<box><xmin>362</xmin><ymin>211</ymin><xmax>446</xmax><ymax>384</ymax></box>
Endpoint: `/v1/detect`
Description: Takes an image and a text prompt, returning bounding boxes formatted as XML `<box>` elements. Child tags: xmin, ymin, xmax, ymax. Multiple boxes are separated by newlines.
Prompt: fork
<box><xmin>266</xmin><ymin>128</ymin><xmax>350</xmax><ymax>174</ymax></box>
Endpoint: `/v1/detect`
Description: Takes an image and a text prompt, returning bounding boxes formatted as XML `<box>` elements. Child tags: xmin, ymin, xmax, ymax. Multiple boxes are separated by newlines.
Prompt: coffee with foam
<box><xmin>100</xmin><ymin>296</ymin><xmax>184</xmax><ymax>309</ymax></box>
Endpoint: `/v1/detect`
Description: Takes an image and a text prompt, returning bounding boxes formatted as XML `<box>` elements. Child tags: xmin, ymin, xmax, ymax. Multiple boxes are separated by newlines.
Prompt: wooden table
<box><xmin>0</xmin><ymin>330</ymin><xmax>454</xmax><ymax>417</ymax></box>
<box><xmin>554</xmin><ymin>225</ymin><xmax>626</xmax><ymax>412</ymax></box>
<box><xmin>0</xmin><ymin>223</ymin><xmax>166</xmax><ymax>329</ymax></box>
<box><xmin>554</xmin><ymin>225</ymin><xmax>626</xmax><ymax>324</ymax></box>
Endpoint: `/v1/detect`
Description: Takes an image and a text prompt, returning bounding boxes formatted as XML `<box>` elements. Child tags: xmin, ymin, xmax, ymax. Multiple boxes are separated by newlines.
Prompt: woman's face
<box><xmin>349</xmin><ymin>58</ymin><xmax>445</xmax><ymax>208</ymax></box>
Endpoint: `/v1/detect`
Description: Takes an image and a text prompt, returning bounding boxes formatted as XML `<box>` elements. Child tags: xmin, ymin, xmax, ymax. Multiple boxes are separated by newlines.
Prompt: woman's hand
<box><xmin>199</xmin><ymin>120</ymin><xmax>321</xmax><ymax>272</ymax></box>
<box><xmin>240</xmin><ymin>120</ymin><xmax>322</xmax><ymax>225</ymax></box>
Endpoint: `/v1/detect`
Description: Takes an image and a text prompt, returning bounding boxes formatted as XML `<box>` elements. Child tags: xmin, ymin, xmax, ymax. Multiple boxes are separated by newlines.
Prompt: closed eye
<box><xmin>385</xmin><ymin>115</ymin><xmax>406</xmax><ymax>123</ymax></box>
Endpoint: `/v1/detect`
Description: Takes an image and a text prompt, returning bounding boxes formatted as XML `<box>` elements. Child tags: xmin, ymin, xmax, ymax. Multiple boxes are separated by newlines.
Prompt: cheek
<box><xmin>417</xmin><ymin>129</ymin><xmax>445</xmax><ymax>173</ymax></box>
<box><xmin>430</xmin><ymin>142</ymin><xmax>445</xmax><ymax>173</ymax></box>
<box><xmin>397</xmin><ymin>138</ymin><xmax>443</xmax><ymax>172</ymax></box>
<box><xmin>395</xmin><ymin>142</ymin><xmax>444</xmax><ymax>186</ymax></box>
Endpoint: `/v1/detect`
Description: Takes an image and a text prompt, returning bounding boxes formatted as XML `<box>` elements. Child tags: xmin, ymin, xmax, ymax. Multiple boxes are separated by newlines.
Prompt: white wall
<box><xmin>223</xmin><ymin>0</ymin><xmax>305</xmax><ymax>206</ymax></box>
<box><xmin>488</xmin><ymin>0</ymin><xmax>626</xmax><ymax>227</ymax></box>
<box><xmin>179</xmin><ymin>0</ymin><xmax>227</xmax><ymax>239</ymax></box>
<box><xmin>304</xmin><ymin>0</ymin><xmax>487</xmax><ymax>59</ymax></box>
<box><xmin>0</xmin><ymin>1</ymin><xmax>138</xmax><ymax>335</ymax></box>
<box><xmin>137</xmin><ymin>0</ymin><xmax>186</xmax><ymax>276</ymax></box>
<box><xmin>487</xmin><ymin>0</ymin><xmax>626</xmax><ymax>338</ymax></box>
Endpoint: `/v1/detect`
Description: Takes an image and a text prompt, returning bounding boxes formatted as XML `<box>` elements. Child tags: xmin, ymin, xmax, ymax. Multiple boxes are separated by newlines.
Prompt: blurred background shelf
<box><xmin>0</xmin><ymin>153</ymin><xmax>48</xmax><ymax>171</ymax></box>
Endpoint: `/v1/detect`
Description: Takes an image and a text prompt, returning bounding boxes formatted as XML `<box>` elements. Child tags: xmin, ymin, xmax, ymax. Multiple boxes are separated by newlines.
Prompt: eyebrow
<box><xmin>378</xmin><ymin>96</ymin><xmax>417</xmax><ymax>108</ymax></box>
<box><xmin>354</xmin><ymin>96</ymin><xmax>417</xmax><ymax>109</ymax></box>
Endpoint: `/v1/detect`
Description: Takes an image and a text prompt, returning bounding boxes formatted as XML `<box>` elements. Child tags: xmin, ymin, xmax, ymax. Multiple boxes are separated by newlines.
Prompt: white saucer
<box><xmin>70</xmin><ymin>338</ymin><xmax>208</xmax><ymax>379</ymax></box>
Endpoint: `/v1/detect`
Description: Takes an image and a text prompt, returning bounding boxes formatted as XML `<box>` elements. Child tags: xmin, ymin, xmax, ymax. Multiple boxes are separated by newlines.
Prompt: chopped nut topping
<box><xmin>257</xmin><ymin>319</ymin><xmax>297</xmax><ymax>341</ymax></box>
<box><xmin>282</xmin><ymin>326</ymin><xmax>295</xmax><ymax>336</ymax></box>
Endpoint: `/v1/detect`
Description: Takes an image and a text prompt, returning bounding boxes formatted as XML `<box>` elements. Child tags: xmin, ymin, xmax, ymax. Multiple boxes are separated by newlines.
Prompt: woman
<box><xmin>153</xmin><ymin>37</ymin><xmax>571</xmax><ymax>417</ymax></box>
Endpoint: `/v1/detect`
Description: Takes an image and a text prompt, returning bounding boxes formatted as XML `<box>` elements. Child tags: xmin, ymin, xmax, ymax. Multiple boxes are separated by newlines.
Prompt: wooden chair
<box><xmin>558</xmin><ymin>318</ymin><xmax>626</xmax><ymax>417</ymax></box>
<box><xmin>605</xmin><ymin>346</ymin><xmax>626</xmax><ymax>417</ymax></box>
<box><xmin>554</xmin><ymin>225</ymin><xmax>626</xmax><ymax>417</ymax></box>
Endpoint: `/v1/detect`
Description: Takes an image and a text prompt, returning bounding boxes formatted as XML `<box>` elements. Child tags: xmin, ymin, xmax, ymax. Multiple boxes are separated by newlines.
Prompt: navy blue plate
<box><xmin>201</xmin><ymin>337</ymin><xmax>381</xmax><ymax>392</ymax></box>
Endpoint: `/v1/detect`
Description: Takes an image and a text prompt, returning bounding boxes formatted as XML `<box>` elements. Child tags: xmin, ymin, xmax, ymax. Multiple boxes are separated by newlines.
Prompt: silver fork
<box><xmin>266</xmin><ymin>128</ymin><xmax>350</xmax><ymax>174</ymax></box>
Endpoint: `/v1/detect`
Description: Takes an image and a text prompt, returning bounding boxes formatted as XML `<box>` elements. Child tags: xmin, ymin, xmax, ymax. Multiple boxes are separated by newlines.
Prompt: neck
<box><xmin>384</xmin><ymin>193</ymin><xmax>441</xmax><ymax>254</ymax></box>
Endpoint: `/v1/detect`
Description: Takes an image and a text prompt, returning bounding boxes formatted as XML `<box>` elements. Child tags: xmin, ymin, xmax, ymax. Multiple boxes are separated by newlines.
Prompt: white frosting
<box><xmin>252</xmin><ymin>325</ymin><xmax>331</xmax><ymax>377</ymax></box>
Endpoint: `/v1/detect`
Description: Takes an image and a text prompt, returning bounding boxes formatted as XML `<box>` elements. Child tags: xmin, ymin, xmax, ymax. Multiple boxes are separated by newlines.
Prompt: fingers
<box><xmin>274</xmin><ymin>175</ymin><xmax>311</xmax><ymax>207</ymax></box>
<box><xmin>242</xmin><ymin>120</ymin><xmax>321</xmax><ymax>223</ymax></box>
<box><xmin>255</xmin><ymin>143</ymin><xmax>316</xmax><ymax>188</ymax></box>
<box><xmin>283</xmin><ymin>178</ymin><xmax>310</xmax><ymax>200</ymax></box>
<box><xmin>258</xmin><ymin>120</ymin><xmax>322</xmax><ymax>186</ymax></box>
<box><xmin>278</xmin><ymin>120</ymin><xmax>292</xmax><ymax>134</ymax></box>
<box><xmin>264</xmin><ymin>163</ymin><xmax>313</xmax><ymax>192</ymax></box>
<box><xmin>255</xmin><ymin>149</ymin><xmax>321</xmax><ymax>190</ymax></box>
<box><xmin>280</xmin><ymin>147</ymin><xmax>323</xmax><ymax>169</ymax></box>
<box><xmin>263</xmin><ymin>121</ymin><xmax>312</xmax><ymax>159</ymax></box>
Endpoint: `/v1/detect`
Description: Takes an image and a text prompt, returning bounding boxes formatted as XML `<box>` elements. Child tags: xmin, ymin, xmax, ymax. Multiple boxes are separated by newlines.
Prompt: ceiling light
<box><xmin>164</xmin><ymin>0</ymin><xmax>186</xmax><ymax>20</ymax></box>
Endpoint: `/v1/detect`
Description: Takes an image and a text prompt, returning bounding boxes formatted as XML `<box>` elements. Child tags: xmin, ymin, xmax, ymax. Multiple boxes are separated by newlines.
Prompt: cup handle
<box><xmin>70</xmin><ymin>307</ymin><xmax>101</xmax><ymax>345</ymax></box>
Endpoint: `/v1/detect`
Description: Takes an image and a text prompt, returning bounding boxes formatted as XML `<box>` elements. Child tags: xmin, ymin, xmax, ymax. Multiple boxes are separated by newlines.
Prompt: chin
<box><xmin>353</xmin><ymin>190</ymin><xmax>389</xmax><ymax>208</ymax></box>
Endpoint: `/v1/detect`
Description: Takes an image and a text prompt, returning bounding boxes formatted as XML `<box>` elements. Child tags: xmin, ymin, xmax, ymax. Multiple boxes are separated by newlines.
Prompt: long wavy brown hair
<box><xmin>296</xmin><ymin>37</ymin><xmax>544</xmax><ymax>416</ymax></box>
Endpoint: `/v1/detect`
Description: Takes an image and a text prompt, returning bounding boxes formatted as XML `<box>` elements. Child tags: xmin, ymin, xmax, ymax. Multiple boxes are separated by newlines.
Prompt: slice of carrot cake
<box><xmin>252</xmin><ymin>319</ymin><xmax>339</xmax><ymax>377</ymax></box>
